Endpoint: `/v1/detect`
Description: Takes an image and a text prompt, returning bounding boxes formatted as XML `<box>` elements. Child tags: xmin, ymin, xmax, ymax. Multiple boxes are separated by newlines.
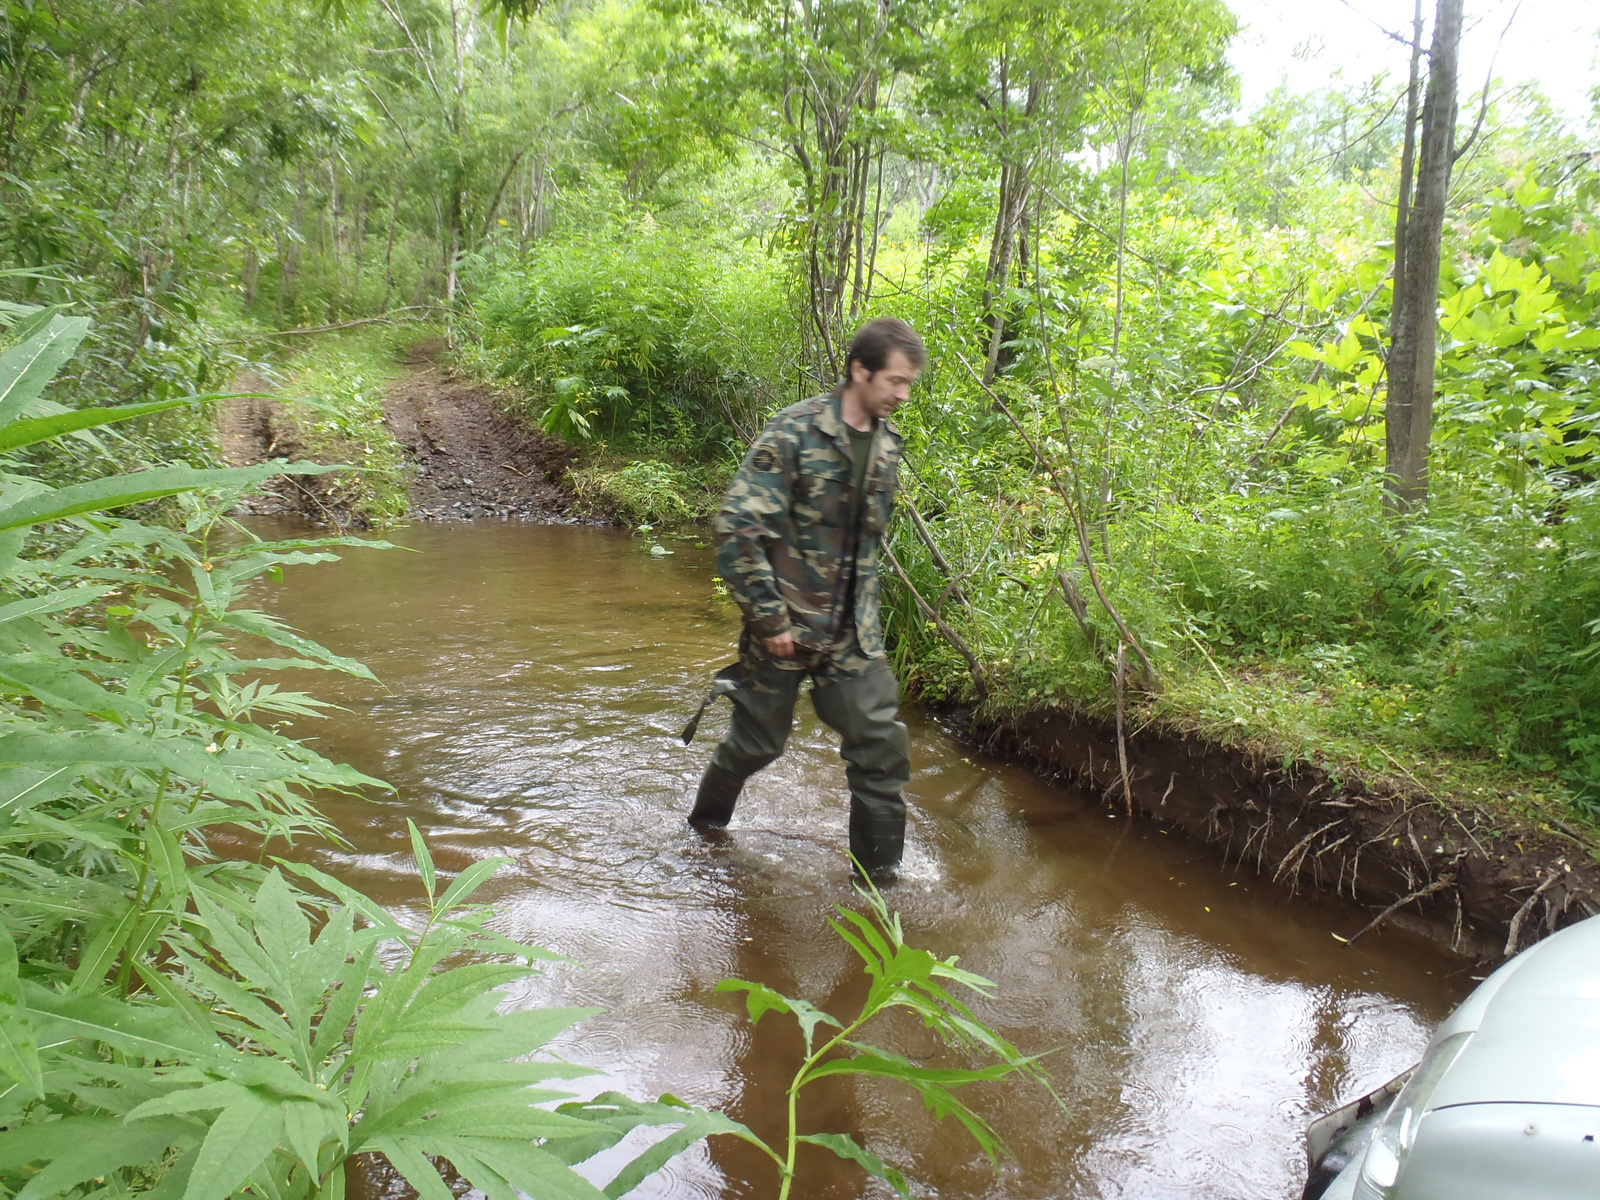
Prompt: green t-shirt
<box><xmin>846</xmin><ymin>422</ymin><xmax>874</xmax><ymax>536</ymax></box>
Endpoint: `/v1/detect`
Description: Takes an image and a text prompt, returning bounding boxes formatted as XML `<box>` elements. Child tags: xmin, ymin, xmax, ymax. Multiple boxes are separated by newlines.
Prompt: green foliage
<box><xmin>0</xmin><ymin>848</ymin><xmax>704</xmax><ymax>1200</ymax></box>
<box><xmin>704</xmin><ymin>881</ymin><xmax>1053</xmax><ymax>1199</ymax></box>
<box><xmin>266</xmin><ymin>328</ymin><xmax>417</xmax><ymax>527</ymax></box>
<box><xmin>0</xmin><ymin>314</ymin><xmax>716</xmax><ymax>1197</ymax></box>
<box><xmin>876</xmin><ymin>150</ymin><xmax>1600</xmax><ymax>818</ymax></box>
<box><xmin>568</xmin><ymin>458</ymin><xmax>718</xmax><ymax>527</ymax></box>
<box><xmin>464</xmin><ymin>218</ymin><xmax>791</xmax><ymax>454</ymax></box>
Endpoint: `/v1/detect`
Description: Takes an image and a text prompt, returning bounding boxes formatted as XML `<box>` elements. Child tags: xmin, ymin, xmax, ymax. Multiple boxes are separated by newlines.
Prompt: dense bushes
<box><xmin>883</xmin><ymin>163</ymin><xmax>1600</xmax><ymax>814</ymax></box>
<box><xmin>463</xmin><ymin>218</ymin><xmax>794</xmax><ymax>455</ymax></box>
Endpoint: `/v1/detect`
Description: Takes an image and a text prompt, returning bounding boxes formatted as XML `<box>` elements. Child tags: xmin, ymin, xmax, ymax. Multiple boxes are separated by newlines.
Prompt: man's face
<box><xmin>849</xmin><ymin>349</ymin><xmax>921</xmax><ymax>420</ymax></box>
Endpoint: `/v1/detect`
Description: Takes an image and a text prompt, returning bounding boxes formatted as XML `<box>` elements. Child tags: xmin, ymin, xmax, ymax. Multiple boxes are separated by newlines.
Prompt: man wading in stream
<box><xmin>684</xmin><ymin>318</ymin><xmax>924</xmax><ymax>882</ymax></box>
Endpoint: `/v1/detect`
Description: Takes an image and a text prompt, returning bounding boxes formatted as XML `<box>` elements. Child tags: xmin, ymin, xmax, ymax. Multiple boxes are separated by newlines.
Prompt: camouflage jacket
<box><xmin>715</xmin><ymin>388</ymin><xmax>903</xmax><ymax>661</ymax></box>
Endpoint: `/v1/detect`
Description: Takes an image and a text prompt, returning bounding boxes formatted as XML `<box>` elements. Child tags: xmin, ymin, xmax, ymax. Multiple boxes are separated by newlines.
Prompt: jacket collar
<box><xmin>817</xmin><ymin>386</ymin><xmax>851</xmax><ymax>449</ymax></box>
<box><xmin>819</xmin><ymin>386</ymin><xmax>899</xmax><ymax>456</ymax></box>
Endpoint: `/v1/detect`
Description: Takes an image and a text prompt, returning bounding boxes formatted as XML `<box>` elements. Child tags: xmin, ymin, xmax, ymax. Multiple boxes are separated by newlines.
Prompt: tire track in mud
<box><xmin>382</xmin><ymin>339</ymin><xmax>575</xmax><ymax>522</ymax></box>
<box><xmin>220</xmin><ymin>338</ymin><xmax>577</xmax><ymax>526</ymax></box>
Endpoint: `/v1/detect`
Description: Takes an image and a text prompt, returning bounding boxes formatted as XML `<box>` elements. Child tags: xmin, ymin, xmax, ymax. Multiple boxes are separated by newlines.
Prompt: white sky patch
<box><xmin>1226</xmin><ymin>0</ymin><xmax>1599</xmax><ymax>127</ymax></box>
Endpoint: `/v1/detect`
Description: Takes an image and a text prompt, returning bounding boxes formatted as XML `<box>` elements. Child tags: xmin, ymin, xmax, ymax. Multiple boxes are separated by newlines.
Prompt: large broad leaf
<box><xmin>0</xmin><ymin>730</ymin><xmax>265</xmax><ymax>805</ymax></box>
<box><xmin>275</xmin><ymin>859</ymin><xmax>413</xmax><ymax>943</ymax></box>
<box><xmin>435</xmin><ymin>1138</ymin><xmax>613</xmax><ymax>1200</ymax></box>
<box><xmin>554</xmin><ymin>1093</ymin><xmax>772</xmax><ymax>1198</ymax></box>
<box><xmin>796</xmin><ymin>1133</ymin><xmax>911</xmax><ymax>1199</ymax></box>
<box><xmin>0</xmin><ymin>584</ymin><xmax>115</xmax><ymax>625</ymax></box>
<box><xmin>24</xmin><ymin>981</ymin><xmax>225</xmax><ymax>1060</ymax></box>
<box><xmin>0</xmin><ymin>397</ymin><xmax>198</xmax><ymax>453</ymax></box>
<box><xmin>222</xmin><ymin>608</ymin><xmax>377</xmax><ymax>679</ymax></box>
<box><xmin>433</xmin><ymin>855</ymin><xmax>512</xmax><ymax>914</ymax></box>
<box><xmin>715</xmin><ymin>978</ymin><xmax>839</xmax><ymax>1050</ymax></box>
<box><xmin>0</xmin><ymin>462</ymin><xmax>337</xmax><ymax>532</ymax></box>
<box><xmin>0</xmin><ymin>317</ymin><xmax>91</xmax><ymax>427</ymax></box>
<box><xmin>0</xmin><ymin>659</ymin><xmax>143</xmax><ymax>717</ymax></box>
<box><xmin>0</xmin><ymin>913</ymin><xmax>40</xmax><ymax>1098</ymax></box>
<box><xmin>805</xmin><ymin>1049</ymin><xmax>1021</xmax><ymax>1088</ymax></box>
<box><xmin>147</xmin><ymin>825</ymin><xmax>191</xmax><ymax>912</ymax></box>
<box><xmin>374</xmin><ymin>1139</ymin><xmax>459</xmax><ymax>1200</ymax></box>
<box><xmin>181</xmin><ymin>1093</ymin><xmax>284</xmax><ymax>1200</ymax></box>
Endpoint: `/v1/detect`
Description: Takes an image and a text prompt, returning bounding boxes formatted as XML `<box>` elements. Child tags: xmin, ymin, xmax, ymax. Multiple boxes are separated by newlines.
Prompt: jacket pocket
<box><xmin>797</xmin><ymin>460</ymin><xmax>852</xmax><ymax>529</ymax></box>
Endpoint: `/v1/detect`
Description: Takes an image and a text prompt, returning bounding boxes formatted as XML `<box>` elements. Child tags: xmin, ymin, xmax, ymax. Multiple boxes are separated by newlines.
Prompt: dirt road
<box><xmin>221</xmin><ymin>339</ymin><xmax>575</xmax><ymax>525</ymax></box>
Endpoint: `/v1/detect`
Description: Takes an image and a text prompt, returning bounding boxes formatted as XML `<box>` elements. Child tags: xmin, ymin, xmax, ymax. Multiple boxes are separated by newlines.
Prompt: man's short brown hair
<box><xmin>846</xmin><ymin>317</ymin><xmax>926</xmax><ymax>376</ymax></box>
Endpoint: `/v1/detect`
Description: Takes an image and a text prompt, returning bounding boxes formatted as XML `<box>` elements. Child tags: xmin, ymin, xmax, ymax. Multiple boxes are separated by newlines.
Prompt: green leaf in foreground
<box><xmin>0</xmin><ymin>463</ymin><xmax>338</xmax><ymax>532</ymax></box>
<box><xmin>0</xmin><ymin>397</ymin><xmax>196</xmax><ymax>452</ymax></box>
<box><xmin>797</xmin><ymin>1133</ymin><xmax>911</xmax><ymax>1199</ymax></box>
<box><xmin>712</xmin><ymin>879</ymin><xmax>1061</xmax><ymax>1200</ymax></box>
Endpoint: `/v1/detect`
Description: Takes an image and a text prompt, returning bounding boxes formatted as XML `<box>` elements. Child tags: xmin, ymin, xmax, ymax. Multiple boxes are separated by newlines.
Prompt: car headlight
<box><xmin>1354</xmin><ymin>1031</ymin><xmax>1474</xmax><ymax>1199</ymax></box>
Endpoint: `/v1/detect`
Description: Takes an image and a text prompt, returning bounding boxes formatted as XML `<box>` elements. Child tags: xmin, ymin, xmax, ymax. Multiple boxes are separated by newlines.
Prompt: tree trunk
<box><xmin>242</xmin><ymin>242</ymin><xmax>261</xmax><ymax>308</ymax></box>
<box><xmin>1391</xmin><ymin>0</ymin><xmax>1424</xmax><ymax>311</ymax></box>
<box><xmin>278</xmin><ymin>162</ymin><xmax>309</xmax><ymax>322</ymax></box>
<box><xmin>1385</xmin><ymin>0</ymin><xmax>1461</xmax><ymax>514</ymax></box>
<box><xmin>982</xmin><ymin>164</ymin><xmax>1026</xmax><ymax>382</ymax></box>
<box><xmin>382</xmin><ymin>186</ymin><xmax>402</xmax><ymax>312</ymax></box>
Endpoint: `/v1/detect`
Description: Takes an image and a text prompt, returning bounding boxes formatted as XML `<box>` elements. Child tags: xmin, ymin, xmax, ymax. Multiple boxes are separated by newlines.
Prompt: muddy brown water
<box><xmin>246</xmin><ymin>518</ymin><xmax>1473</xmax><ymax>1200</ymax></box>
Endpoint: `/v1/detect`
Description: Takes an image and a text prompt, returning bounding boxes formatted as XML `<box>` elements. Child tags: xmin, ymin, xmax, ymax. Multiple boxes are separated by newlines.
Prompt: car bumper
<box><xmin>1303</xmin><ymin>1068</ymin><xmax>1412</xmax><ymax>1200</ymax></box>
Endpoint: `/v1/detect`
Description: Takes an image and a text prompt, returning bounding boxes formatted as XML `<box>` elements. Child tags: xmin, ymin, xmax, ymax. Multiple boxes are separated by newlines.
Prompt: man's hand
<box><xmin>762</xmin><ymin>631</ymin><xmax>797</xmax><ymax>659</ymax></box>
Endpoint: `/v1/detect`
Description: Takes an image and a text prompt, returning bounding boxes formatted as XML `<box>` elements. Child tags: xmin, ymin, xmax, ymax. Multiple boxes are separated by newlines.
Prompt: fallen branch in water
<box><xmin>1343</xmin><ymin>875</ymin><xmax>1455</xmax><ymax>946</ymax></box>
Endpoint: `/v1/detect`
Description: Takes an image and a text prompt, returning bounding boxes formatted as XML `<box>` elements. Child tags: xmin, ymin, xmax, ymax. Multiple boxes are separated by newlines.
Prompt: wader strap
<box><xmin>681</xmin><ymin>662</ymin><xmax>743</xmax><ymax>745</ymax></box>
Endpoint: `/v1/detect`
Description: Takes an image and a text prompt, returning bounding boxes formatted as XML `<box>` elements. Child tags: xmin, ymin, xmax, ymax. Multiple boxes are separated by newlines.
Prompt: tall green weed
<box><xmin>462</xmin><ymin>217</ymin><xmax>793</xmax><ymax>455</ymax></box>
<box><xmin>0</xmin><ymin>313</ymin><xmax>706</xmax><ymax>1198</ymax></box>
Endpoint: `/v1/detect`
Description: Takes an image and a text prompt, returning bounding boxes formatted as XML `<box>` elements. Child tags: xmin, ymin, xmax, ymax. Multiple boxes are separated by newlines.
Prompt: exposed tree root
<box><xmin>1344</xmin><ymin>876</ymin><xmax>1456</xmax><ymax>946</ymax></box>
<box><xmin>951</xmin><ymin>702</ymin><xmax>1600</xmax><ymax>961</ymax></box>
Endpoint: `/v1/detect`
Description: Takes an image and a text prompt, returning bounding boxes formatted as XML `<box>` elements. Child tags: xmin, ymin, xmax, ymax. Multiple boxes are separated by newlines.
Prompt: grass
<box><xmin>257</xmin><ymin>324</ymin><xmax>422</xmax><ymax>526</ymax></box>
<box><xmin>566</xmin><ymin>452</ymin><xmax>728</xmax><ymax>528</ymax></box>
<box><xmin>943</xmin><ymin>644</ymin><xmax>1600</xmax><ymax>859</ymax></box>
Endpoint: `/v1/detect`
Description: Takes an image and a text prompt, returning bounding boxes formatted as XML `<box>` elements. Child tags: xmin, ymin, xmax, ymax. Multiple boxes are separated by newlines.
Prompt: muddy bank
<box><xmin>947</xmin><ymin>703</ymin><xmax>1600</xmax><ymax>961</ymax></box>
<box><xmin>220</xmin><ymin>340</ymin><xmax>575</xmax><ymax>525</ymax></box>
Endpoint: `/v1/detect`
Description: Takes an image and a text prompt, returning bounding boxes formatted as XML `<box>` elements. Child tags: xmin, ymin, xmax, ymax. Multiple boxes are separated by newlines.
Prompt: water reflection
<box><xmin>250</xmin><ymin>519</ymin><xmax>1471</xmax><ymax>1200</ymax></box>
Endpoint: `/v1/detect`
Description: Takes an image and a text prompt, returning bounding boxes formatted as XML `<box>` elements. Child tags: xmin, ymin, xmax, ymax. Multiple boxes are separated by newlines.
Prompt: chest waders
<box><xmin>686</xmin><ymin>421</ymin><xmax>909</xmax><ymax>881</ymax></box>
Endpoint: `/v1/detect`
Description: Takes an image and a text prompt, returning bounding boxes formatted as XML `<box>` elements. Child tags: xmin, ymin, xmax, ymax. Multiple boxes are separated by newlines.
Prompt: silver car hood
<box><xmin>1429</xmin><ymin>916</ymin><xmax>1600</xmax><ymax>1111</ymax></box>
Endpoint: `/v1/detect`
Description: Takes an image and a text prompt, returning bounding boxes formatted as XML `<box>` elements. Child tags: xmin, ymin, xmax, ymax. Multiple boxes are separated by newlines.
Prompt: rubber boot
<box><xmin>848</xmin><ymin>801</ymin><xmax>905</xmax><ymax>885</ymax></box>
<box><xmin>688</xmin><ymin>762</ymin><xmax>745</xmax><ymax>830</ymax></box>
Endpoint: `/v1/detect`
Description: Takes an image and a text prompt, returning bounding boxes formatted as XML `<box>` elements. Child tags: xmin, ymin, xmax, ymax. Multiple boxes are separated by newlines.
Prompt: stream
<box><xmin>250</xmin><ymin>518</ymin><xmax>1472</xmax><ymax>1200</ymax></box>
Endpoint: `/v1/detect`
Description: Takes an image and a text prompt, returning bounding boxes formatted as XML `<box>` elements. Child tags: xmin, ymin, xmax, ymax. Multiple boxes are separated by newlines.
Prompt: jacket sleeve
<box><xmin>714</xmin><ymin>421</ymin><xmax>795</xmax><ymax>639</ymax></box>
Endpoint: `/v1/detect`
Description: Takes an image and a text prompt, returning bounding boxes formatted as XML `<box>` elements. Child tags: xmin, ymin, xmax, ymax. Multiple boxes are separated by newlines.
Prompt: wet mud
<box><xmin>217</xmin><ymin>369</ymin><xmax>358</xmax><ymax>524</ymax></box>
<box><xmin>383</xmin><ymin>339</ymin><xmax>575</xmax><ymax>521</ymax></box>
<box><xmin>248</xmin><ymin>518</ymin><xmax>1476</xmax><ymax>1200</ymax></box>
